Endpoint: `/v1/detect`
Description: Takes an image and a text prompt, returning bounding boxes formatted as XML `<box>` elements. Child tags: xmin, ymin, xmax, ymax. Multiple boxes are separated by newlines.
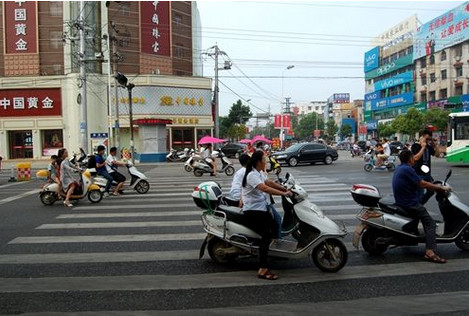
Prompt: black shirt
<box><xmin>411</xmin><ymin>143</ymin><xmax>435</xmax><ymax>176</ymax></box>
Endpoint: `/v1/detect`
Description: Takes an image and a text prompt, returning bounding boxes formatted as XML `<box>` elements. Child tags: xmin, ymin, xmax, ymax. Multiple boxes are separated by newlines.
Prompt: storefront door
<box><xmin>172</xmin><ymin>128</ymin><xmax>194</xmax><ymax>149</ymax></box>
<box><xmin>9</xmin><ymin>130</ymin><xmax>33</xmax><ymax>159</ymax></box>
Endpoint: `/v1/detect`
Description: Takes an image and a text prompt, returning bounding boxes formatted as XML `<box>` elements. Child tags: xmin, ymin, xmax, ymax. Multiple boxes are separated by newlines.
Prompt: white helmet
<box><xmin>263</xmin><ymin>144</ymin><xmax>270</xmax><ymax>151</ymax></box>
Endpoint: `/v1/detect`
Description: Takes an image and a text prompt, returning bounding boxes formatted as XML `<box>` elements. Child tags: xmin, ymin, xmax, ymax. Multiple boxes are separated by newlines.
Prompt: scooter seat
<box><xmin>378</xmin><ymin>195</ymin><xmax>413</xmax><ymax>218</ymax></box>
<box><xmin>217</xmin><ymin>205</ymin><xmax>250</xmax><ymax>227</ymax></box>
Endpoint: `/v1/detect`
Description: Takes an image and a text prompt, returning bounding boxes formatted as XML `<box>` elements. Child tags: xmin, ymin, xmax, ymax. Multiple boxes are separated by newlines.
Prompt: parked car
<box><xmin>272</xmin><ymin>142</ymin><xmax>338</xmax><ymax>167</ymax></box>
<box><xmin>220</xmin><ymin>143</ymin><xmax>247</xmax><ymax>158</ymax></box>
<box><xmin>389</xmin><ymin>141</ymin><xmax>403</xmax><ymax>155</ymax></box>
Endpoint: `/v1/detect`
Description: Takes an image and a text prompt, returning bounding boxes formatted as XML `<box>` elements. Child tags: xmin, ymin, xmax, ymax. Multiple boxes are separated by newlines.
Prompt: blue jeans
<box><xmin>98</xmin><ymin>170</ymin><xmax>113</xmax><ymax>193</ymax></box>
<box><xmin>268</xmin><ymin>204</ymin><xmax>282</xmax><ymax>239</ymax></box>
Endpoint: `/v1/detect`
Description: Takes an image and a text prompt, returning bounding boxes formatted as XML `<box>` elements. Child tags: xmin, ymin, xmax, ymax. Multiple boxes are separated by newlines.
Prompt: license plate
<box><xmin>352</xmin><ymin>223</ymin><xmax>367</xmax><ymax>249</ymax></box>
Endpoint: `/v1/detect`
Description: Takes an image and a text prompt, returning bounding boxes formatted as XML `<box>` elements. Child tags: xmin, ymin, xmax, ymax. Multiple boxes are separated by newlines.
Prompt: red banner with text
<box><xmin>0</xmin><ymin>88</ymin><xmax>62</xmax><ymax>117</ymax></box>
<box><xmin>140</xmin><ymin>1</ymin><xmax>171</xmax><ymax>56</ymax></box>
<box><xmin>4</xmin><ymin>1</ymin><xmax>38</xmax><ymax>54</ymax></box>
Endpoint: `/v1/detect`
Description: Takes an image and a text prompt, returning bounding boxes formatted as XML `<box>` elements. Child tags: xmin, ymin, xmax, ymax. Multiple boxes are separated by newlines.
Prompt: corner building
<box><xmin>0</xmin><ymin>1</ymin><xmax>211</xmax><ymax>161</ymax></box>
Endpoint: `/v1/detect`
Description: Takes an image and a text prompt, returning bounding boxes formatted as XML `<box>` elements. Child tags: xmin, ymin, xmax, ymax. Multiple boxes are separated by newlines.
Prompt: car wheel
<box><xmin>324</xmin><ymin>155</ymin><xmax>333</xmax><ymax>165</ymax></box>
<box><xmin>287</xmin><ymin>157</ymin><xmax>298</xmax><ymax>167</ymax></box>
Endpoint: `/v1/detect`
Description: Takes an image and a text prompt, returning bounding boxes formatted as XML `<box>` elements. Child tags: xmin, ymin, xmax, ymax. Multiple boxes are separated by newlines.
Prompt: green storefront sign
<box><xmin>364</xmin><ymin>110</ymin><xmax>372</xmax><ymax>121</ymax></box>
<box><xmin>365</xmin><ymin>54</ymin><xmax>413</xmax><ymax>80</ymax></box>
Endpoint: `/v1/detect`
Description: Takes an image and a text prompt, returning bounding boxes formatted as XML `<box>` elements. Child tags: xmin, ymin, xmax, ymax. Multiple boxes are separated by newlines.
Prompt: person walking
<box><xmin>241</xmin><ymin>150</ymin><xmax>291</xmax><ymax>280</ymax></box>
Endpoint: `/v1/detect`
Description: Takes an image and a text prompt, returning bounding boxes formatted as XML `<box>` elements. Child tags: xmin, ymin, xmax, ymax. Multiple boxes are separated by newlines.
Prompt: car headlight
<box><xmin>275</xmin><ymin>155</ymin><xmax>287</xmax><ymax>159</ymax></box>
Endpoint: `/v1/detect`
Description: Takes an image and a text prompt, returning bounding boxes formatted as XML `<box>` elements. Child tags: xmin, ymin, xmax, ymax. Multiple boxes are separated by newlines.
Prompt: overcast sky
<box><xmin>196</xmin><ymin>1</ymin><xmax>463</xmax><ymax>117</ymax></box>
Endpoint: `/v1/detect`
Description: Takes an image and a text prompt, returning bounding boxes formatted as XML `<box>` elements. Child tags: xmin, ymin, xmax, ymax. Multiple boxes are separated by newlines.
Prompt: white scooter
<box><xmin>93</xmin><ymin>162</ymin><xmax>150</xmax><ymax>194</ymax></box>
<box><xmin>192</xmin><ymin>151</ymin><xmax>235</xmax><ymax>177</ymax></box>
<box><xmin>39</xmin><ymin>153</ymin><xmax>103</xmax><ymax>205</ymax></box>
<box><xmin>166</xmin><ymin>148</ymin><xmax>190</xmax><ymax>162</ymax></box>
<box><xmin>351</xmin><ymin>169</ymin><xmax>469</xmax><ymax>255</ymax></box>
<box><xmin>184</xmin><ymin>149</ymin><xmax>202</xmax><ymax>172</ymax></box>
<box><xmin>195</xmin><ymin>173</ymin><xmax>348</xmax><ymax>272</ymax></box>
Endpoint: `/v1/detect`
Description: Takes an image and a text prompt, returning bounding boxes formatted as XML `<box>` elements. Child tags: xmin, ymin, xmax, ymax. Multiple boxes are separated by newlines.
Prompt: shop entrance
<box><xmin>172</xmin><ymin>128</ymin><xmax>194</xmax><ymax>149</ymax></box>
<box><xmin>9</xmin><ymin>130</ymin><xmax>33</xmax><ymax>159</ymax></box>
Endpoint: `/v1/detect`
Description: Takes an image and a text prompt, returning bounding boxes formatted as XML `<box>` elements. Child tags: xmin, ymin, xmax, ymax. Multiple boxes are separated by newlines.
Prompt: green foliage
<box><xmin>325</xmin><ymin>119</ymin><xmax>339</xmax><ymax>139</ymax></box>
<box><xmin>391</xmin><ymin>108</ymin><xmax>424</xmax><ymax>137</ymax></box>
<box><xmin>424</xmin><ymin>108</ymin><xmax>450</xmax><ymax>132</ymax></box>
<box><xmin>378</xmin><ymin>122</ymin><xmax>395</xmax><ymax>137</ymax></box>
<box><xmin>340</xmin><ymin>124</ymin><xmax>352</xmax><ymax>138</ymax></box>
<box><xmin>228</xmin><ymin>124</ymin><xmax>247</xmax><ymax>139</ymax></box>
<box><xmin>227</xmin><ymin>100</ymin><xmax>252</xmax><ymax>125</ymax></box>
<box><xmin>219</xmin><ymin>116</ymin><xmax>231</xmax><ymax>138</ymax></box>
<box><xmin>251</xmin><ymin>123</ymin><xmax>280</xmax><ymax>139</ymax></box>
<box><xmin>294</xmin><ymin>112</ymin><xmax>324</xmax><ymax>140</ymax></box>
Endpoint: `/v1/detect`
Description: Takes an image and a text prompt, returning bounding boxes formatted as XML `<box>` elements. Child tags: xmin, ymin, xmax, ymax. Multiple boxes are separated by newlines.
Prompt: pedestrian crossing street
<box><xmin>2</xmin><ymin>168</ymin><xmax>469</xmax><ymax>313</ymax></box>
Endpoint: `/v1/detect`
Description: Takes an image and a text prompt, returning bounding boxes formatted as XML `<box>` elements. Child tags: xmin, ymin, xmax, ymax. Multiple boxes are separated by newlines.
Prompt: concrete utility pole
<box><xmin>203</xmin><ymin>45</ymin><xmax>231</xmax><ymax>138</ymax></box>
<box><xmin>78</xmin><ymin>1</ymin><xmax>88</xmax><ymax>152</ymax></box>
<box><xmin>110</xmin><ymin>21</ymin><xmax>121</xmax><ymax>157</ymax></box>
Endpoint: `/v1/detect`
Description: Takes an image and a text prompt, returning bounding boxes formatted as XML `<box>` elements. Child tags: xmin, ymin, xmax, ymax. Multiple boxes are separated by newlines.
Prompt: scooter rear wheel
<box><xmin>184</xmin><ymin>165</ymin><xmax>193</xmax><ymax>172</ymax></box>
<box><xmin>225</xmin><ymin>166</ymin><xmax>235</xmax><ymax>176</ymax></box>
<box><xmin>361</xmin><ymin>228</ymin><xmax>388</xmax><ymax>255</ymax></box>
<box><xmin>40</xmin><ymin>191</ymin><xmax>57</xmax><ymax>205</ymax></box>
<box><xmin>387</xmin><ymin>163</ymin><xmax>396</xmax><ymax>172</ymax></box>
<box><xmin>88</xmin><ymin>190</ymin><xmax>103</xmax><ymax>203</ymax></box>
<box><xmin>364</xmin><ymin>164</ymin><xmax>373</xmax><ymax>172</ymax></box>
<box><xmin>207</xmin><ymin>237</ymin><xmax>237</xmax><ymax>264</ymax></box>
<box><xmin>194</xmin><ymin>169</ymin><xmax>204</xmax><ymax>177</ymax></box>
<box><xmin>135</xmin><ymin>180</ymin><xmax>150</xmax><ymax>194</ymax></box>
<box><xmin>312</xmin><ymin>238</ymin><xmax>348</xmax><ymax>272</ymax></box>
<box><xmin>455</xmin><ymin>226</ymin><xmax>469</xmax><ymax>251</ymax></box>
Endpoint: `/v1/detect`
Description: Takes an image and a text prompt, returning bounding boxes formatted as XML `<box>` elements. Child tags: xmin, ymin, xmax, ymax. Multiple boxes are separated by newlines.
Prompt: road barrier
<box><xmin>8</xmin><ymin>165</ymin><xmax>16</xmax><ymax>182</ymax></box>
<box><xmin>17</xmin><ymin>162</ymin><xmax>31</xmax><ymax>181</ymax></box>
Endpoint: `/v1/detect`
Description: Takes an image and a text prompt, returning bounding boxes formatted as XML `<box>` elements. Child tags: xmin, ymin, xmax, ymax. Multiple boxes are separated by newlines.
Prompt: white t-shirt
<box><xmin>229</xmin><ymin>167</ymin><xmax>246</xmax><ymax>200</ymax></box>
<box><xmin>383</xmin><ymin>142</ymin><xmax>391</xmax><ymax>156</ymax></box>
<box><xmin>242</xmin><ymin>169</ymin><xmax>269</xmax><ymax>212</ymax></box>
<box><xmin>105</xmin><ymin>155</ymin><xmax>117</xmax><ymax>173</ymax></box>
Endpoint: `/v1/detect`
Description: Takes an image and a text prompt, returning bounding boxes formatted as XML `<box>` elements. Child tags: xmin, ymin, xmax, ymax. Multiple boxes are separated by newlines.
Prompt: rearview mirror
<box><xmin>285</xmin><ymin>172</ymin><xmax>290</xmax><ymax>180</ymax></box>
<box><xmin>421</xmin><ymin>165</ymin><xmax>430</xmax><ymax>174</ymax></box>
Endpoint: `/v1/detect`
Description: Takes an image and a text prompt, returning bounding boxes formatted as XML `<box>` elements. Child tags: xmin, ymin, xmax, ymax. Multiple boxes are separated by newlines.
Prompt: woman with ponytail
<box><xmin>241</xmin><ymin>150</ymin><xmax>291</xmax><ymax>280</ymax></box>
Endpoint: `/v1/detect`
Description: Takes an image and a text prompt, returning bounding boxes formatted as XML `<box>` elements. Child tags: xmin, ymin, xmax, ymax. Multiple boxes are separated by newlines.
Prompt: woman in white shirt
<box><xmin>242</xmin><ymin>150</ymin><xmax>291</xmax><ymax>280</ymax></box>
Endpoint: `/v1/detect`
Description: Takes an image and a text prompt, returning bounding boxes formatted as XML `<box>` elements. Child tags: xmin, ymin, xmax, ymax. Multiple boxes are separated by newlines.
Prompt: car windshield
<box><xmin>285</xmin><ymin>143</ymin><xmax>304</xmax><ymax>152</ymax></box>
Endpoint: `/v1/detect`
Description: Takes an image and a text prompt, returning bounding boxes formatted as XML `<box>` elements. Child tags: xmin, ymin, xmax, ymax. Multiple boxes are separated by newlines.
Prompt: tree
<box><xmin>325</xmin><ymin>119</ymin><xmax>339</xmax><ymax>140</ymax></box>
<box><xmin>294</xmin><ymin>112</ymin><xmax>324</xmax><ymax>140</ymax></box>
<box><xmin>378</xmin><ymin>122</ymin><xmax>395</xmax><ymax>138</ymax></box>
<box><xmin>340</xmin><ymin>124</ymin><xmax>352</xmax><ymax>139</ymax></box>
<box><xmin>251</xmin><ymin>123</ymin><xmax>280</xmax><ymax>139</ymax></box>
<box><xmin>424</xmin><ymin>108</ymin><xmax>450</xmax><ymax>132</ymax></box>
<box><xmin>401</xmin><ymin>107</ymin><xmax>425</xmax><ymax>137</ymax></box>
<box><xmin>227</xmin><ymin>100</ymin><xmax>252</xmax><ymax>126</ymax></box>
<box><xmin>218</xmin><ymin>116</ymin><xmax>231</xmax><ymax>138</ymax></box>
<box><xmin>228</xmin><ymin>124</ymin><xmax>247</xmax><ymax>139</ymax></box>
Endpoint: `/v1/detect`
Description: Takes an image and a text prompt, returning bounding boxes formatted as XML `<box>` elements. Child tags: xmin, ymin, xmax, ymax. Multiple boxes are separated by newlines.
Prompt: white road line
<box><xmin>0</xmin><ymin>181</ymin><xmax>27</xmax><ymax>189</ymax></box>
<box><xmin>57</xmin><ymin>211</ymin><xmax>202</xmax><ymax>219</ymax></box>
<box><xmin>0</xmin><ymin>189</ymin><xmax>40</xmax><ymax>205</ymax></box>
<box><xmin>8</xmin><ymin>233</ymin><xmax>207</xmax><ymax>244</ymax></box>
<box><xmin>2</xmin><ymin>258</ymin><xmax>469</xmax><ymax>292</ymax></box>
<box><xmin>36</xmin><ymin>220</ymin><xmax>201</xmax><ymax>229</ymax></box>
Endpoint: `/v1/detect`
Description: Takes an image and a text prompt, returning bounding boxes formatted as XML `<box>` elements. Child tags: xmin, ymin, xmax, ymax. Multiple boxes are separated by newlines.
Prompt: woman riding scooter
<box><xmin>60</xmin><ymin>148</ymin><xmax>79</xmax><ymax>207</ymax></box>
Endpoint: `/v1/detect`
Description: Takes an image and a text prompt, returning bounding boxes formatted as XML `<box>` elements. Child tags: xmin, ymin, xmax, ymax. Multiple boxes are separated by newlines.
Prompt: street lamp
<box><xmin>280</xmin><ymin>65</ymin><xmax>294</xmax><ymax>149</ymax></box>
<box><xmin>115</xmin><ymin>72</ymin><xmax>135</xmax><ymax>164</ymax></box>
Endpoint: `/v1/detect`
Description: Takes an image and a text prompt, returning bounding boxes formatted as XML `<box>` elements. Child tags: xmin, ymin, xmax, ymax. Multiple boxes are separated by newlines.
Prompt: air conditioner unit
<box><xmin>454</xmin><ymin>78</ymin><xmax>459</xmax><ymax>82</ymax></box>
<box><xmin>456</xmin><ymin>56</ymin><xmax>461</xmax><ymax>62</ymax></box>
<box><xmin>152</xmin><ymin>68</ymin><xmax>160</xmax><ymax>75</ymax></box>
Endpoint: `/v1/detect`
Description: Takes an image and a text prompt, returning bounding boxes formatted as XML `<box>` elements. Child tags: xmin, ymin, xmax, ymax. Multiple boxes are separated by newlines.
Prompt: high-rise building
<box><xmin>0</xmin><ymin>1</ymin><xmax>211</xmax><ymax>161</ymax></box>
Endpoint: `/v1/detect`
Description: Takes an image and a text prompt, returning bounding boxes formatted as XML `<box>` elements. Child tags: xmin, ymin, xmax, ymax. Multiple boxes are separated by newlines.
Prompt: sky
<box><xmin>196</xmin><ymin>1</ymin><xmax>464</xmax><ymax>118</ymax></box>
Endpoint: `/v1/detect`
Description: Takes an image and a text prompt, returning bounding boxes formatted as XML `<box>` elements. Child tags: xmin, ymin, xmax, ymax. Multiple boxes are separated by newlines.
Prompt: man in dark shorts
<box><xmin>105</xmin><ymin>147</ymin><xmax>126</xmax><ymax>196</ymax></box>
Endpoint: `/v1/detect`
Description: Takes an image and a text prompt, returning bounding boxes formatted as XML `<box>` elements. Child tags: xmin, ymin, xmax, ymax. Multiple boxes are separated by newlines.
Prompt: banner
<box><xmin>413</xmin><ymin>2</ymin><xmax>469</xmax><ymax>60</ymax></box>
<box><xmin>374</xmin><ymin>71</ymin><xmax>413</xmax><ymax>91</ymax></box>
<box><xmin>364</xmin><ymin>47</ymin><xmax>380</xmax><ymax>72</ymax></box>
<box><xmin>0</xmin><ymin>88</ymin><xmax>62</xmax><ymax>117</ymax></box>
<box><xmin>140</xmin><ymin>1</ymin><xmax>171</xmax><ymax>56</ymax></box>
<box><xmin>370</xmin><ymin>92</ymin><xmax>414</xmax><ymax>111</ymax></box>
<box><xmin>328</xmin><ymin>93</ymin><xmax>350</xmax><ymax>103</ymax></box>
<box><xmin>274</xmin><ymin>114</ymin><xmax>291</xmax><ymax>129</ymax></box>
<box><xmin>3</xmin><ymin>1</ymin><xmax>38</xmax><ymax>54</ymax></box>
<box><xmin>365</xmin><ymin>54</ymin><xmax>413</xmax><ymax>80</ymax></box>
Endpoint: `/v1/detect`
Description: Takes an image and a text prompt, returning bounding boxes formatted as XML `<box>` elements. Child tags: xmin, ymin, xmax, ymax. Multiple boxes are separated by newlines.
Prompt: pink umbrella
<box><xmin>251</xmin><ymin>135</ymin><xmax>272</xmax><ymax>144</ymax></box>
<box><xmin>198</xmin><ymin>135</ymin><xmax>226</xmax><ymax>145</ymax></box>
<box><xmin>239</xmin><ymin>139</ymin><xmax>251</xmax><ymax>144</ymax></box>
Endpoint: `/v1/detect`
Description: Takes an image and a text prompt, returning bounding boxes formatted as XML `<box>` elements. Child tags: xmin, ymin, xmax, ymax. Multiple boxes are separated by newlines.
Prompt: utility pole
<box><xmin>110</xmin><ymin>21</ymin><xmax>121</xmax><ymax>157</ymax></box>
<box><xmin>280</xmin><ymin>97</ymin><xmax>294</xmax><ymax>149</ymax></box>
<box><xmin>78</xmin><ymin>1</ymin><xmax>88</xmax><ymax>152</ymax></box>
<box><xmin>203</xmin><ymin>45</ymin><xmax>231</xmax><ymax>139</ymax></box>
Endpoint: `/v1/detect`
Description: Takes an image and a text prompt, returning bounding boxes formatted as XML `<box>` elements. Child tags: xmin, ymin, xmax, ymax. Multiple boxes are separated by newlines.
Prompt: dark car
<box><xmin>272</xmin><ymin>142</ymin><xmax>338</xmax><ymax>167</ymax></box>
<box><xmin>389</xmin><ymin>141</ymin><xmax>403</xmax><ymax>155</ymax></box>
<box><xmin>220</xmin><ymin>143</ymin><xmax>247</xmax><ymax>158</ymax></box>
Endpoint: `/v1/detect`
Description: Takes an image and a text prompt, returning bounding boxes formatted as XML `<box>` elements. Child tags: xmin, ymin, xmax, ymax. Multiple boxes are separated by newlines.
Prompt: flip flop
<box><xmin>258</xmin><ymin>269</ymin><xmax>279</xmax><ymax>280</ymax></box>
<box><xmin>424</xmin><ymin>253</ymin><xmax>447</xmax><ymax>264</ymax></box>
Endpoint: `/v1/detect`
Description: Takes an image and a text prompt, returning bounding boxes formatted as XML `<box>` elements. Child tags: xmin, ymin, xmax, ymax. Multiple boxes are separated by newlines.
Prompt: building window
<box><xmin>429</xmin><ymin>91</ymin><xmax>436</xmax><ymax>101</ymax></box>
<box><xmin>454</xmin><ymin>45</ymin><xmax>463</xmax><ymax>57</ymax></box>
<box><xmin>441</xmin><ymin>50</ymin><xmax>447</xmax><ymax>61</ymax></box>
<box><xmin>120</xmin><ymin>3</ymin><xmax>131</xmax><ymax>16</ymax></box>
<box><xmin>421</xmin><ymin>59</ymin><xmax>426</xmax><ymax>68</ymax></box>
<box><xmin>175</xmin><ymin>43</ymin><xmax>184</xmax><ymax>59</ymax></box>
<box><xmin>42</xmin><ymin>130</ymin><xmax>63</xmax><ymax>156</ymax></box>
<box><xmin>49</xmin><ymin>2</ymin><xmax>63</xmax><ymax>16</ymax></box>
<box><xmin>420</xmin><ymin>92</ymin><xmax>427</xmax><ymax>103</ymax></box>
<box><xmin>421</xmin><ymin>76</ymin><xmax>427</xmax><ymax>85</ymax></box>
<box><xmin>441</xmin><ymin>69</ymin><xmax>447</xmax><ymax>80</ymax></box>
<box><xmin>53</xmin><ymin>64</ymin><xmax>62</xmax><ymax>75</ymax></box>
<box><xmin>440</xmin><ymin>88</ymin><xmax>447</xmax><ymax>99</ymax></box>
<box><xmin>173</xmin><ymin>14</ymin><xmax>183</xmax><ymax>26</ymax></box>
<box><xmin>455</xmin><ymin>85</ymin><xmax>463</xmax><ymax>96</ymax></box>
<box><xmin>50</xmin><ymin>31</ymin><xmax>63</xmax><ymax>50</ymax></box>
<box><xmin>456</xmin><ymin>66</ymin><xmax>463</xmax><ymax>77</ymax></box>
<box><xmin>9</xmin><ymin>130</ymin><xmax>33</xmax><ymax>159</ymax></box>
<box><xmin>429</xmin><ymin>55</ymin><xmax>435</xmax><ymax>65</ymax></box>
<box><xmin>407</xmin><ymin>46</ymin><xmax>413</xmax><ymax>55</ymax></box>
<box><xmin>430</xmin><ymin>73</ymin><xmax>436</xmax><ymax>83</ymax></box>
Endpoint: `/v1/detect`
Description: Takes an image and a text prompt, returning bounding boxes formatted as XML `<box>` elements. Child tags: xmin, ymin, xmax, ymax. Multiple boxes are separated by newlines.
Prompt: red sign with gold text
<box><xmin>140</xmin><ymin>1</ymin><xmax>171</xmax><ymax>56</ymax></box>
<box><xmin>0</xmin><ymin>88</ymin><xmax>62</xmax><ymax>117</ymax></box>
<box><xmin>4</xmin><ymin>1</ymin><xmax>38</xmax><ymax>54</ymax></box>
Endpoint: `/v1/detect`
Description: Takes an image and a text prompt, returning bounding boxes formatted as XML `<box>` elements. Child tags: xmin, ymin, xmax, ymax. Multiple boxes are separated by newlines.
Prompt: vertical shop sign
<box><xmin>3</xmin><ymin>1</ymin><xmax>38</xmax><ymax>54</ymax></box>
<box><xmin>140</xmin><ymin>1</ymin><xmax>171</xmax><ymax>56</ymax></box>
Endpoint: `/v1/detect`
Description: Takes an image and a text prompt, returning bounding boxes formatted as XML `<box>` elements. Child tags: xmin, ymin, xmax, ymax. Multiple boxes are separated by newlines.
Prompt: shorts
<box><xmin>110</xmin><ymin>171</ymin><xmax>126</xmax><ymax>183</ymax></box>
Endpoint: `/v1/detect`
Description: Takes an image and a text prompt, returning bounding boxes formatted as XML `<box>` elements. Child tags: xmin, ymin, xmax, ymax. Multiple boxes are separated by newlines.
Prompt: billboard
<box><xmin>274</xmin><ymin>114</ymin><xmax>292</xmax><ymax>129</ymax></box>
<box><xmin>414</xmin><ymin>2</ymin><xmax>469</xmax><ymax>60</ymax></box>
<box><xmin>374</xmin><ymin>70</ymin><xmax>413</xmax><ymax>91</ymax></box>
<box><xmin>372</xmin><ymin>15</ymin><xmax>419</xmax><ymax>47</ymax></box>
<box><xmin>3</xmin><ymin>1</ymin><xmax>38</xmax><ymax>54</ymax></box>
<box><xmin>365</xmin><ymin>54</ymin><xmax>413</xmax><ymax>80</ymax></box>
<box><xmin>370</xmin><ymin>92</ymin><xmax>414</xmax><ymax>111</ymax></box>
<box><xmin>140</xmin><ymin>1</ymin><xmax>171</xmax><ymax>56</ymax></box>
<box><xmin>364</xmin><ymin>47</ymin><xmax>380</xmax><ymax>72</ymax></box>
<box><xmin>328</xmin><ymin>93</ymin><xmax>350</xmax><ymax>104</ymax></box>
<box><xmin>0</xmin><ymin>88</ymin><xmax>62</xmax><ymax>117</ymax></box>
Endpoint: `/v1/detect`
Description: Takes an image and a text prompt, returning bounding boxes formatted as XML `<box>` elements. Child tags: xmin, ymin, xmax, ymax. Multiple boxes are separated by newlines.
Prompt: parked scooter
<box><xmin>351</xmin><ymin>170</ymin><xmax>469</xmax><ymax>255</ymax></box>
<box><xmin>184</xmin><ymin>149</ymin><xmax>202</xmax><ymax>172</ymax></box>
<box><xmin>39</xmin><ymin>152</ymin><xmax>103</xmax><ymax>205</ymax></box>
<box><xmin>192</xmin><ymin>151</ymin><xmax>235</xmax><ymax>177</ymax></box>
<box><xmin>93</xmin><ymin>161</ymin><xmax>150</xmax><ymax>194</ymax></box>
<box><xmin>166</xmin><ymin>148</ymin><xmax>191</xmax><ymax>162</ymax></box>
<box><xmin>195</xmin><ymin>173</ymin><xmax>348</xmax><ymax>272</ymax></box>
<box><xmin>363</xmin><ymin>149</ymin><xmax>396</xmax><ymax>172</ymax></box>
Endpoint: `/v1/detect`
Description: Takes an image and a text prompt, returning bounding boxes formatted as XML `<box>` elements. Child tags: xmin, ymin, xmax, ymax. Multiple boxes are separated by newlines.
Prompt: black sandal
<box><xmin>258</xmin><ymin>269</ymin><xmax>279</xmax><ymax>280</ymax></box>
<box><xmin>424</xmin><ymin>253</ymin><xmax>447</xmax><ymax>264</ymax></box>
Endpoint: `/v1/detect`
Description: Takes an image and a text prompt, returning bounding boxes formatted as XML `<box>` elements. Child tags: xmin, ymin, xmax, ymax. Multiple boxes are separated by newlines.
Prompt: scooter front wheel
<box><xmin>40</xmin><ymin>191</ymin><xmax>57</xmax><ymax>205</ymax></box>
<box><xmin>364</xmin><ymin>164</ymin><xmax>373</xmax><ymax>172</ymax></box>
<box><xmin>184</xmin><ymin>165</ymin><xmax>193</xmax><ymax>172</ymax></box>
<box><xmin>312</xmin><ymin>238</ymin><xmax>348</xmax><ymax>273</ymax></box>
<box><xmin>88</xmin><ymin>190</ymin><xmax>103</xmax><ymax>203</ymax></box>
<box><xmin>194</xmin><ymin>169</ymin><xmax>204</xmax><ymax>177</ymax></box>
<box><xmin>135</xmin><ymin>180</ymin><xmax>150</xmax><ymax>194</ymax></box>
<box><xmin>225</xmin><ymin>166</ymin><xmax>235</xmax><ymax>176</ymax></box>
<box><xmin>455</xmin><ymin>226</ymin><xmax>469</xmax><ymax>251</ymax></box>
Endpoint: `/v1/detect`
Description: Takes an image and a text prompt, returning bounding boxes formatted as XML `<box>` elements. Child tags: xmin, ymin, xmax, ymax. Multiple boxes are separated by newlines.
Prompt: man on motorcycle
<box><xmin>392</xmin><ymin>150</ymin><xmax>450</xmax><ymax>264</ymax></box>
<box><xmin>95</xmin><ymin>145</ymin><xmax>113</xmax><ymax>197</ymax></box>
<box><xmin>106</xmin><ymin>147</ymin><xmax>126</xmax><ymax>196</ymax></box>
<box><xmin>226</xmin><ymin>154</ymin><xmax>249</xmax><ymax>206</ymax></box>
<box><xmin>377</xmin><ymin>138</ymin><xmax>391</xmax><ymax>166</ymax></box>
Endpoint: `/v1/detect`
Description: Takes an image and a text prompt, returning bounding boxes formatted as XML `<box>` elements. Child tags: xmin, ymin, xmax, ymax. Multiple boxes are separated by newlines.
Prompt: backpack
<box><xmin>87</xmin><ymin>155</ymin><xmax>97</xmax><ymax>169</ymax></box>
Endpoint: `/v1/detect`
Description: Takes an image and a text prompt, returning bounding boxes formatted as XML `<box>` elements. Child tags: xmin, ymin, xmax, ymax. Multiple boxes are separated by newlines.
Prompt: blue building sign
<box><xmin>342</xmin><ymin>118</ymin><xmax>357</xmax><ymax>133</ymax></box>
<box><xmin>461</xmin><ymin>93</ymin><xmax>469</xmax><ymax>107</ymax></box>
<box><xmin>366</xmin><ymin>120</ymin><xmax>378</xmax><ymax>130</ymax></box>
<box><xmin>370</xmin><ymin>92</ymin><xmax>414</xmax><ymax>111</ymax></box>
<box><xmin>364</xmin><ymin>46</ymin><xmax>380</xmax><ymax>72</ymax></box>
<box><xmin>374</xmin><ymin>70</ymin><xmax>413</xmax><ymax>91</ymax></box>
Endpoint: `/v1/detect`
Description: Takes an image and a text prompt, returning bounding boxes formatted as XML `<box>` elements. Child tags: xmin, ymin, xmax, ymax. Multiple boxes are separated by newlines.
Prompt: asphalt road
<box><xmin>0</xmin><ymin>152</ymin><xmax>469</xmax><ymax>315</ymax></box>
